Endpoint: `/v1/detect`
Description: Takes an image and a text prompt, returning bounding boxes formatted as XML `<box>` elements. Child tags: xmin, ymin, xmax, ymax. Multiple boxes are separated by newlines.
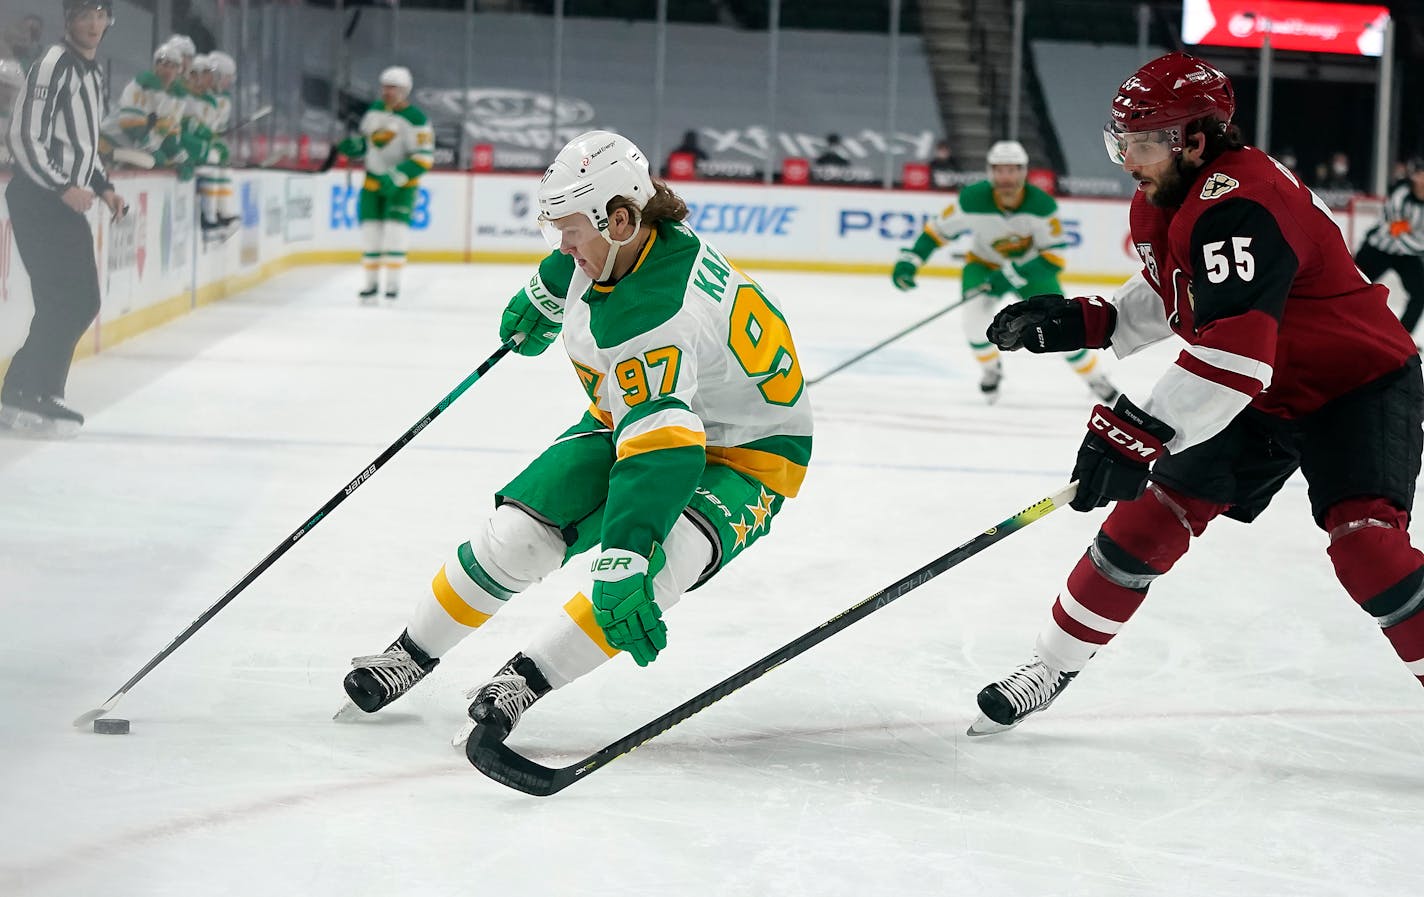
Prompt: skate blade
<box><xmin>965</xmin><ymin>713</ymin><xmax>1019</xmax><ymax>737</ymax></box>
<box><xmin>0</xmin><ymin>410</ymin><xmax>81</xmax><ymax>439</ymax></box>
<box><xmin>332</xmin><ymin>700</ymin><xmax>366</xmax><ymax>722</ymax></box>
<box><xmin>450</xmin><ymin>718</ymin><xmax>475</xmax><ymax>749</ymax></box>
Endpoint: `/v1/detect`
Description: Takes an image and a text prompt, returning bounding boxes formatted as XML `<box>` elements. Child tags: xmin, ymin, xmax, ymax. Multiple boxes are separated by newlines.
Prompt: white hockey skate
<box><xmin>979</xmin><ymin>360</ymin><xmax>1004</xmax><ymax>405</ymax></box>
<box><xmin>967</xmin><ymin>655</ymin><xmax>1077</xmax><ymax>736</ymax></box>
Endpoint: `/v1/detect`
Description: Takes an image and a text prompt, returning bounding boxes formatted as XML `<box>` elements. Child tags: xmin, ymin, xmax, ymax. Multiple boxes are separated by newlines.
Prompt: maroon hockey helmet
<box><xmin>1103</xmin><ymin>51</ymin><xmax>1235</xmax><ymax>166</ymax></box>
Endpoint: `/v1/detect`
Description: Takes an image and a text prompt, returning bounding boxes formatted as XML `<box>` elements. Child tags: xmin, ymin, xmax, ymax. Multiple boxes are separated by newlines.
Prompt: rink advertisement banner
<box><xmin>465</xmin><ymin>175</ymin><xmax>1144</xmax><ymax>280</ymax></box>
<box><xmin>1182</xmin><ymin>0</ymin><xmax>1390</xmax><ymax>56</ymax></box>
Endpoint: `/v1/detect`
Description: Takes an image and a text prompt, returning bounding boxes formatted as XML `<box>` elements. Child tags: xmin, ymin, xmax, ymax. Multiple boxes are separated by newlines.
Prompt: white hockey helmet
<box><xmin>152</xmin><ymin>42</ymin><xmax>182</xmax><ymax>66</ymax></box>
<box><xmin>538</xmin><ymin>130</ymin><xmax>654</xmax><ymax>231</ymax></box>
<box><xmin>986</xmin><ymin>140</ymin><xmax>1030</xmax><ymax>168</ymax></box>
<box><xmin>189</xmin><ymin>53</ymin><xmax>215</xmax><ymax>73</ymax></box>
<box><xmin>539</xmin><ymin>130</ymin><xmax>655</xmax><ymax>280</ymax></box>
<box><xmin>379</xmin><ymin>65</ymin><xmax>413</xmax><ymax>92</ymax></box>
<box><xmin>166</xmin><ymin>33</ymin><xmax>196</xmax><ymax>60</ymax></box>
<box><xmin>208</xmin><ymin>50</ymin><xmax>236</xmax><ymax>79</ymax></box>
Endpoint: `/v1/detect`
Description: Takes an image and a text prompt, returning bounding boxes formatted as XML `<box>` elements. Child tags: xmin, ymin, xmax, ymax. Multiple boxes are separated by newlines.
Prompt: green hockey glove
<box><xmin>891</xmin><ymin>249</ymin><xmax>920</xmax><ymax>291</ymax></box>
<box><xmin>336</xmin><ymin>135</ymin><xmax>365</xmax><ymax>158</ymax></box>
<box><xmin>369</xmin><ymin>173</ymin><xmax>398</xmax><ymax>195</ymax></box>
<box><xmin>987</xmin><ymin>263</ymin><xmax>1029</xmax><ymax>297</ymax></box>
<box><xmin>591</xmin><ymin>546</ymin><xmax>668</xmax><ymax>667</ymax></box>
<box><xmin>498</xmin><ymin>277</ymin><xmax>565</xmax><ymax>356</ymax></box>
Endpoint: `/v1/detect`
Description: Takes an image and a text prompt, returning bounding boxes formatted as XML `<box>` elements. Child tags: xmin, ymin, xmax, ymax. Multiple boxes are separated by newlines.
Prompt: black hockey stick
<box><xmin>808</xmin><ymin>283</ymin><xmax>988</xmax><ymax>387</ymax></box>
<box><xmin>466</xmin><ymin>481</ymin><xmax>1078</xmax><ymax>795</ymax></box>
<box><xmin>74</xmin><ymin>337</ymin><xmax>521</xmax><ymax>728</ymax></box>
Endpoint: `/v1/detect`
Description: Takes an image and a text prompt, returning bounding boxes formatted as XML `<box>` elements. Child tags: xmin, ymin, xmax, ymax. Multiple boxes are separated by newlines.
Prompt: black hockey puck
<box><xmin>93</xmin><ymin>718</ymin><xmax>130</xmax><ymax>735</ymax></box>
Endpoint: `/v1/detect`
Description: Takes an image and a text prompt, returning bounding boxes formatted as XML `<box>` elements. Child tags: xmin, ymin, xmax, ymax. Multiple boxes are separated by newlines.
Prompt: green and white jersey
<box><xmin>923</xmin><ymin>180</ymin><xmax>1067</xmax><ymax>270</ymax></box>
<box><xmin>212</xmin><ymin>90</ymin><xmax>232</xmax><ymax>132</ymax></box>
<box><xmin>351</xmin><ymin>101</ymin><xmax>435</xmax><ymax>187</ymax></box>
<box><xmin>101</xmin><ymin>70</ymin><xmax>182</xmax><ymax>151</ymax></box>
<box><xmin>182</xmin><ymin>89</ymin><xmax>220</xmax><ymax>133</ymax></box>
<box><xmin>522</xmin><ymin>220</ymin><xmax>814</xmax><ymax>555</ymax></box>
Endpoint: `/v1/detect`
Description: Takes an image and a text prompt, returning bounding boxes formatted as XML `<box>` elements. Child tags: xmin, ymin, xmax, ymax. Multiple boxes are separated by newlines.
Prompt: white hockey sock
<box><xmin>525</xmin><ymin>514</ymin><xmax>714</xmax><ymax>689</ymax></box>
<box><xmin>196</xmin><ymin>165</ymin><xmax>222</xmax><ymax>223</ymax></box>
<box><xmin>383</xmin><ymin>222</ymin><xmax>409</xmax><ymax>293</ymax></box>
<box><xmin>360</xmin><ymin>221</ymin><xmax>383</xmax><ymax>290</ymax></box>
<box><xmin>406</xmin><ymin>505</ymin><xmax>566</xmax><ymax>658</ymax></box>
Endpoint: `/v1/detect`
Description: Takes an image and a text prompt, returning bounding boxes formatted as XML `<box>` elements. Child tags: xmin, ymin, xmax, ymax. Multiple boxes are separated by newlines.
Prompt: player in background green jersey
<box><xmin>894</xmin><ymin>140</ymin><xmax>1119</xmax><ymax>405</ymax></box>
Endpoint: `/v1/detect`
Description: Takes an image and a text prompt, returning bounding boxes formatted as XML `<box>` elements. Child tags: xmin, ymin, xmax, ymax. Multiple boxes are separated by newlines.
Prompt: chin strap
<box><xmin>596</xmin><ymin>210</ymin><xmax>644</xmax><ymax>283</ymax></box>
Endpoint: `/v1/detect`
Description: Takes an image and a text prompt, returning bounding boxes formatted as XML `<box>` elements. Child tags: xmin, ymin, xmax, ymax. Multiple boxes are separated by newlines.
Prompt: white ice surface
<box><xmin>1</xmin><ymin>264</ymin><xmax>1421</xmax><ymax>897</ymax></box>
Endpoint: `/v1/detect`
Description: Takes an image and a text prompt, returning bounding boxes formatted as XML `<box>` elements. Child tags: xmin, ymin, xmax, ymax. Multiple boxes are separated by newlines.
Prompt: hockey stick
<box><xmin>225</xmin><ymin>104</ymin><xmax>273</xmax><ymax>136</ymax></box>
<box><xmin>807</xmin><ymin>283</ymin><xmax>988</xmax><ymax>387</ymax></box>
<box><xmin>466</xmin><ymin>481</ymin><xmax>1078</xmax><ymax>795</ymax></box>
<box><xmin>73</xmin><ymin>337</ymin><xmax>522</xmax><ymax>728</ymax></box>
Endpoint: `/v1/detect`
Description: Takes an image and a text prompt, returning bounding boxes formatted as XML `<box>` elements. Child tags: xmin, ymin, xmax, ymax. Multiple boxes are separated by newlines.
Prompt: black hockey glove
<box><xmin>1070</xmin><ymin>395</ymin><xmax>1175</xmax><ymax>512</ymax></box>
<box><xmin>987</xmin><ymin>294</ymin><xmax>1117</xmax><ymax>353</ymax></box>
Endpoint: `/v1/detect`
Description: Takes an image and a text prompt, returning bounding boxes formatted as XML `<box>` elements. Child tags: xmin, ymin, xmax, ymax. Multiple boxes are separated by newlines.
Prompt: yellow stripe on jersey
<box><xmin>924</xmin><ymin>222</ymin><xmax>949</xmax><ymax>246</ymax></box>
<box><xmin>705</xmin><ymin>445</ymin><xmax>807</xmax><ymax>498</ymax></box>
<box><xmin>431</xmin><ymin>565</ymin><xmax>494</xmax><ymax>628</ymax></box>
<box><xmin>564</xmin><ymin>593</ymin><xmax>618</xmax><ymax>657</ymax></box>
<box><xmin>589</xmin><ymin>402</ymin><xmax>614</xmax><ymax>429</ymax></box>
<box><xmin>1040</xmin><ymin>251</ymin><xmax>1066</xmax><ymax>269</ymax></box>
<box><xmin>616</xmin><ymin>425</ymin><xmax>706</xmax><ymax>460</ymax></box>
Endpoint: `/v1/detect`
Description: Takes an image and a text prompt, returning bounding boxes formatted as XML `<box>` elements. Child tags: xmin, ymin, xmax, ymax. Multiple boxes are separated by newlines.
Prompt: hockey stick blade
<box><xmin>466</xmin><ymin>482</ymin><xmax>1078</xmax><ymax>795</ymax></box>
<box><xmin>72</xmin><ymin>338</ymin><xmax>519</xmax><ymax>728</ymax></box>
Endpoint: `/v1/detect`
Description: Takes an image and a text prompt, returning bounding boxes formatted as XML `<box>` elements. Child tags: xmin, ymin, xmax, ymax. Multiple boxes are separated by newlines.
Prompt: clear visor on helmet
<box><xmin>537</xmin><ymin>209</ymin><xmax>608</xmax><ymax>251</ymax></box>
<box><xmin>1102</xmin><ymin>122</ymin><xmax>1179</xmax><ymax>166</ymax></box>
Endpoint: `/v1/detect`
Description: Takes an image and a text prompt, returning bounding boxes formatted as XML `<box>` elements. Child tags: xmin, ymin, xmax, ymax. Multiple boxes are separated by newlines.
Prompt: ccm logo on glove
<box><xmin>1088</xmin><ymin>410</ymin><xmax>1165</xmax><ymax>460</ymax></box>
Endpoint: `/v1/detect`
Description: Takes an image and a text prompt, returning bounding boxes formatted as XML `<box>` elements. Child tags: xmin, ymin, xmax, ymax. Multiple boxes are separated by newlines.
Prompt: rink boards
<box><xmin>0</xmin><ymin>169</ymin><xmax>1377</xmax><ymax>369</ymax></box>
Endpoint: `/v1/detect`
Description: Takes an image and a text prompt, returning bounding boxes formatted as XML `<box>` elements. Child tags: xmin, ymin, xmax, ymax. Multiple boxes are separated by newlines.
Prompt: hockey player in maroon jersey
<box><xmin>968</xmin><ymin>51</ymin><xmax>1424</xmax><ymax>736</ymax></box>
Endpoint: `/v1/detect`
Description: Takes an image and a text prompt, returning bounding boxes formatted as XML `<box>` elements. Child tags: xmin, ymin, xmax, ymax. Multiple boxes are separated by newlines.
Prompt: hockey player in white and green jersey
<box><xmin>340</xmin><ymin>131</ymin><xmax>814</xmax><ymax>743</ymax></box>
<box><xmin>893</xmin><ymin>140</ymin><xmax>1118</xmax><ymax>404</ymax></box>
<box><xmin>99</xmin><ymin>42</ymin><xmax>184</xmax><ymax>168</ymax></box>
<box><xmin>335</xmin><ymin>65</ymin><xmax>435</xmax><ymax>303</ymax></box>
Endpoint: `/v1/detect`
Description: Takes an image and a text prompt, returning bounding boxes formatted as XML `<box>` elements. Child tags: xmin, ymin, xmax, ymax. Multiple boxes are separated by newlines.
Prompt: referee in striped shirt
<box><xmin>2</xmin><ymin>0</ymin><xmax>126</xmax><ymax>436</ymax></box>
<box><xmin>1357</xmin><ymin>157</ymin><xmax>1424</xmax><ymax>340</ymax></box>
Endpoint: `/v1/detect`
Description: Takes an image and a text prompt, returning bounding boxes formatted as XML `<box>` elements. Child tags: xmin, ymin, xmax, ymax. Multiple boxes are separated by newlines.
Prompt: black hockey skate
<box><xmin>358</xmin><ymin>286</ymin><xmax>380</xmax><ymax>306</ymax></box>
<box><xmin>342</xmin><ymin>630</ymin><xmax>439</xmax><ymax>713</ymax></box>
<box><xmin>967</xmin><ymin>655</ymin><xmax>1078</xmax><ymax>736</ymax></box>
<box><xmin>0</xmin><ymin>390</ymin><xmax>84</xmax><ymax>438</ymax></box>
<box><xmin>383</xmin><ymin>290</ymin><xmax>399</xmax><ymax>302</ymax></box>
<box><xmin>466</xmin><ymin>653</ymin><xmax>552</xmax><ymax>742</ymax></box>
<box><xmin>1086</xmin><ymin>372</ymin><xmax>1121</xmax><ymax>404</ymax></box>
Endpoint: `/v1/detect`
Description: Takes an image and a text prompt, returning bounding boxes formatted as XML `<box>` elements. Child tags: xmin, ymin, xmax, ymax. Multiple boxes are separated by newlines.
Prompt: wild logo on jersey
<box><xmin>572</xmin><ymin>359</ymin><xmax>605</xmax><ymax>404</ymax></box>
<box><xmin>991</xmin><ymin>234</ymin><xmax>1034</xmax><ymax>257</ymax></box>
<box><xmin>371</xmin><ymin>129</ymin><xmax>397</xmax><ymax>148</ymax></box>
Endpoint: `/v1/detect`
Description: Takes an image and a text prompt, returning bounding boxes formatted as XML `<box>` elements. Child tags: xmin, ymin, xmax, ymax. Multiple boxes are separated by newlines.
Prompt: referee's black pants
<box><xmin>2</xmin><ymin>174</ymin><xmax>102</xmax><ymax>402</ymax></box>
<box><xmin>1357</xmin><ymin>242</ymin><xmax>1424</xmax><ymax>335</ymax></box>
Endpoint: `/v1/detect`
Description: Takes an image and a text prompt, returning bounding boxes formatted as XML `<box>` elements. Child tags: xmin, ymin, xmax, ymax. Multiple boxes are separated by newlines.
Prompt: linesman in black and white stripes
<box><xmin>1356</xmin><ymin>156</ymin><xmax>1424</xmax><ymax>341</ymax></box>
<box><xmin>2</xmin><ymin>0</ymin><xmax>127</xmax><ymax>437</ymax></box>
